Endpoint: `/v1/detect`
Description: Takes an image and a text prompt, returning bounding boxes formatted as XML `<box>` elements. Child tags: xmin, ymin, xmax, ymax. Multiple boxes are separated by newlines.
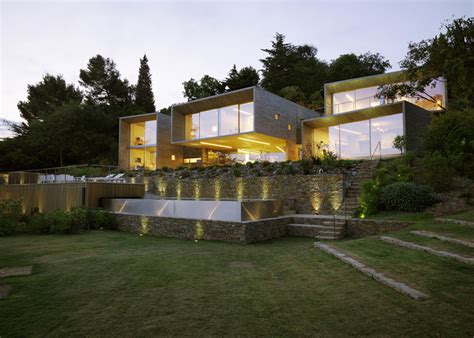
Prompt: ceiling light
<box><xmin>238</xmin><ymin>137</ymin><xmax>270</xmax><ymax>146</ymax></box>
<box><xmin>199</xmin><ymin>141</ymin><xmax>232</xmax><ymax>149</ymax></box>
<box><xmin>276</xmin><ymin>146</ymin><xmax>285</xmax><ymax>153</ymax></box>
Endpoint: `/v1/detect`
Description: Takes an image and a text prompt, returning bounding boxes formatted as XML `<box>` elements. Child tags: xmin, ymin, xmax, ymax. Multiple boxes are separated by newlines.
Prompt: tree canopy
<box><xmin>378</xmin><ymin>17</ymin><xmax>473</xmax><ymax>110</ymax></box>
<box><xmin>17</xmin><ymin>74</ymin><xmax>83</xmax><ymax>123</ymax></box>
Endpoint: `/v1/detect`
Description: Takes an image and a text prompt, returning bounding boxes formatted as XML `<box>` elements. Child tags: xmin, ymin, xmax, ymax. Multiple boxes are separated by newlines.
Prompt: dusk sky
<box><xmin>1</xmin><ymin>0</ymin><xmax>472</xmax><ymax>123</ymax></box>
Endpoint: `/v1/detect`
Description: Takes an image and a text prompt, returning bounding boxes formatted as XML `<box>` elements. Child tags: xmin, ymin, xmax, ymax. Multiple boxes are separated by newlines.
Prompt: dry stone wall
<box><xmin>152</xmin><ymin>174</ymin><xmax>344</xmax><ymax>215</ymax></box>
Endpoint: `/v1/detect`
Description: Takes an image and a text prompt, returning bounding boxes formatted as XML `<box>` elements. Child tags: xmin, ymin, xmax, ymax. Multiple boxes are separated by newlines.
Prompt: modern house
<box><xmin>302</xmin><ymin>71</ymin><xmax>446</xmax><ymax>159</ymax></box>
<box><xmin>118</xmin><ymin>71</ymin><xmax>447</xmax><ymax>169</ymax></box>
<box><xmin>119</xmin><ymin>86</ymin><xmax>316</xmax><ymax>169</ymax></box>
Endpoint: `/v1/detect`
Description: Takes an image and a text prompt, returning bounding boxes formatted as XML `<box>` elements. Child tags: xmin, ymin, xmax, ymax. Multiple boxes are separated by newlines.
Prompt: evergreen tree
<box><xmin>17</xmin><ymin>74</ymin><xmax>83</xmax><ymax>123</ymax></box>
<box><xmin>224</xmin><ymin>65</ymin><xmax>259</xmax><ymax>91</ymax></box>
<box><xmin>79</xmin><ymin>55</ymin><xmax>132</xmax><ymax>108</ymax></box>
<box><xmin>135</xmin><ymin>54</ymin><xmax>156</xmax><ymax>113</ymax></box>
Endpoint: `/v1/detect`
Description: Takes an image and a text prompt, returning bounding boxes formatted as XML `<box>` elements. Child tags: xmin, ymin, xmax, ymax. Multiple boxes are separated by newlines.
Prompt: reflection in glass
<box><xmin>199</xmin><ymin>109</ymin><xmax>218</xmax><ymax>138</ymax></box>
<box><xmin>239</xmin><ymin>102</ymin><xmax>254</xmax><ymax>133</ymax></box>
<box><xmin>371</xmin><ymin>114</ymin><xmax>403</xmax><ymax>156</ymax></box>
<box><xmin>332</xmin><ymin>79</ymin><xmax>445</xmax><ymax>114</ymax></box>
<box><xmin>338</xmin><ymin>121</ymin><xmax>370</xmax><ymax>158</ymax></box>
<box><xmin>219</xmin><ymin>105</ymin><xmax>239</xmax><ymax>136</ymax></box>
<box><xmin>144</xmin><ymin>121</ymin><xmax>157</xmax><ymax>145</ymax></box>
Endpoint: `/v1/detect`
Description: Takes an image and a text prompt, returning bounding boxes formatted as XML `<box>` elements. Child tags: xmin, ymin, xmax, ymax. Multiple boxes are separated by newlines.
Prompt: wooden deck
<box><xmin>0</xmin><ymin>182</ymin><xmax>145</xmax><ymax>213</ymax></box>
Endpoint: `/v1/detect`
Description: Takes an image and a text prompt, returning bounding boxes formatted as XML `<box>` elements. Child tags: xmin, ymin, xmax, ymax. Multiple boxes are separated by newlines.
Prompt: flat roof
<box><xmin>172</xmin><ymin>87</ymin><xmax>254</xmax><ymax>115</ymax></box>
<box><xmin>324</xmin><ymin>71</ymin><xmax>407</xmax><ymax>94</ymax></box>
<box><xmin>120</xmin><ymin>112</ymin><xmax>157</xmax><ymax>123</ymax></box>
<box><xmin>303</xmin><ymin>102</ymin><xmax>405</xmax><ymax>128</ymax></box>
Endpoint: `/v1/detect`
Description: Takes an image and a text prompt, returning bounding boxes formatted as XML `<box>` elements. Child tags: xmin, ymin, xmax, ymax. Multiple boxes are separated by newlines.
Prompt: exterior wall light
<box><xmin>274</xmin><ymin>113</ymin><xmax>280</xmax><ymax>120</ymax></box>
<box><xmin>171</xmin><ymin>155</ymin><xmax>176</xmax><ymax>161</ymax></box>
<box><xmin>288</xmin><ymin>123</ymin><xmax>293</xmax><ymax>131</ymax></box>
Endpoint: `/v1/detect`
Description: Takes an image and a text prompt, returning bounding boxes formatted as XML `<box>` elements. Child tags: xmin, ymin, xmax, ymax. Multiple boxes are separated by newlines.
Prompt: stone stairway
<box><xmin>287</xmin><ymin>215</ymin><xmax>345</xmax><ymax>240</ymax></box>
<box><xmin>336</xmin><ymin>160</ymin><xmax>378</xmax><ymax>217</ymax></box>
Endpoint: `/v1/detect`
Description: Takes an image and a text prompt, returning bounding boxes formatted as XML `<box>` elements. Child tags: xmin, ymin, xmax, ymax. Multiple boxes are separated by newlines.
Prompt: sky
<box><xmin>1</xmin><ymin>0</ymin><xmax>472</xmax><ymax>123</ymax></box>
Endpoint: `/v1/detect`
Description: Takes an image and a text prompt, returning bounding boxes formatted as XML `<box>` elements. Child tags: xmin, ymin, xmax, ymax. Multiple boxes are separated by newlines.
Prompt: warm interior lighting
<box><xmin>237</xmin><ymin>148</ymin><xmax>261</xmax><ymax>155</ymax></box>
<box><xmin>211</xmin><ymin>125</ymin><xmax>218</xmax><ymax>132</ymax></box>
<box><xmin>238</xmin><ymin>137</ymin><xmax>270</xmax><ymax>146</ymax></box>
<box><xmin>184</xmin><ymin>157</ymin><xmax>201</xmax><ymax>164</ymax></box>
<box><xmin>199</xmin><ymin>141</ymin><xmax>232</xmax><ymax>149</ymax></box>
<box><xmin>345</xmin><ymin>94</ymin><xmax>354</xmax><ymax>101</ymax></box>
<box><xmin>276</xmin><ymin>146</ymin><xmax>285</xmax><ymax>153</ymax></box>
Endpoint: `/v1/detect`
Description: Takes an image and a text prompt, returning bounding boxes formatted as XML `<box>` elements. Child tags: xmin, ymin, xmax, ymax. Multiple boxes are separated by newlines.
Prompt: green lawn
<box><xmin>447</xmin><ymin>209</ymin><xmax>474</xmax><ymax>222</ymax></box>
<box><xmin>1</xmin><ymin>221</ymin><xmax>474</xmax><ymax>336</ymax></box>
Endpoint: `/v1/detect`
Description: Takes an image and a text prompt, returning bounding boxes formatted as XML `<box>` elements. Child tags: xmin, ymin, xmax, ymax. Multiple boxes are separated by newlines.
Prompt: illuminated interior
<box><xmin>180</xmin><ymin>132</ymin><xmax>288</xmax><ymax>164</ymax></box>
<box><xmin>185</xmin><ymin>102</ymin><xmax>254</xmax><ymax>140</ymax></box>
<box><xmin>128</xmin><ymin>120</ymin><xmax>157</xmax><ymax>170</ymax></box>
<box><xmin>313</xmin><ymin>113</ymin><xmax>404</xmax><ymax>159</ymax></box>
<box><xmin>332</xmin><ymin>79</ymin><xmax>445</xmax><ymax>114</ymax></box>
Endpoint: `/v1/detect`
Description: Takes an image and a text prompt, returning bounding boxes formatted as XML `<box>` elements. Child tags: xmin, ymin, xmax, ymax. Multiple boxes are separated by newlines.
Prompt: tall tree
<box><xmin>224</xmin><ymin>65</ymin><xmax>259</xmax><ymax>91</ymax></box>
<box><xmin>79</xmin><ymin>55</ymin><xmax>132</xmax><ymax>108</ymax></box>
<box><xmin>17</xmin><ymin>74</ymin><xmax>83</xmax><ymax>123</ymax></box>
<box><xmin>260</xmin><ymin>33</ymin><xmax>328</xmax><ymax>103</ymax></box>
<box><xmin>182</xmin><ymin>75</ymin><xmax>225</xmax><ymax>101</ymax></box>
<box><xmin>327</xmin><ymin>52</ymin><xmax>391</xmax><ymax>83</ymax></box>
<box><xmin>135</xmin><ymin>54</ymin><xmax>156</xmax><ymax>113</ymax></box>
<box><xmin>378</xmin><ymin>17</ymin><xmax>473</xmax><ymax>110</ymax></box>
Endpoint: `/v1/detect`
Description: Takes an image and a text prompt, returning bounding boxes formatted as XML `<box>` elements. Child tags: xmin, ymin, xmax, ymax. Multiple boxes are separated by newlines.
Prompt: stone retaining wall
<box><xmin>116</xmin><ymin>213</ymin><xmax>291</xmax><ymax>244</ymax></box>
<box><xmin>152</xmin><ymin>175</ymin><xmax>344</xmax><ymax>215</ymax></box>
<box><xmin>345</xmin><ymin>219</ymin><xmax>413</xmax><ymax>237</ymax></box>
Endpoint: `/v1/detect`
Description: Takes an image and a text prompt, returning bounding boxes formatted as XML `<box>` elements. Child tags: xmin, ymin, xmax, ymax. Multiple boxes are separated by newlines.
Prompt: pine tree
<box><xmin>135</xmin><ymin>55</ymin><xmax>156</xmax><ymax>113</ymax></box>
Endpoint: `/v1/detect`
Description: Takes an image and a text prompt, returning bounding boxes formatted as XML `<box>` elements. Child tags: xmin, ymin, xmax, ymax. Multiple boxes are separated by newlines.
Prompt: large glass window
<box><xmin>199</xmin><ymin>108</ymin><xmax>219</xmax><ymax>138</ymax></box>
<box><xmin>338</xmin><ymin>121</ymin><xmax>371</xmax><ymax>159</ymax></box>
<box><xmin>332</xmin><ymin>79</ymin><xmax>445</xmax><ymax>114</ymax></box>
<box><xmin>144</xmin><ymin>121</ymin><xmax>156</xmax><ymax>145</ymax></box>
<box><xmin>184</xmin><ymin>102</ymin><xmax>254</xmax><ymax>140</ymax></box>
<box><xmin>371</xmin><ymin>114</ymin><xmax>403</xmax><ymax>156</ymax></box>
<box><xmin>239</xmin><ymin>102</ymin><xmax>254</xmax><ymax>133</ymax></box>
<box><xmin>321</xmin><ymin>114</ymin><xmax>404</xmax><ymax>159</ymax></box>
<box><xmin>219</xmin><ymin>105</ymin><xmax>239</xmax><ymax>136</ymax></box>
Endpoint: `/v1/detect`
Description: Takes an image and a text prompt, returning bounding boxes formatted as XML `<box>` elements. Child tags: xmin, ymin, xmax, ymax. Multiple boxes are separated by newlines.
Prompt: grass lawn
<box><xmin>447</xmin><ymin>209</ymin><xmax>474</xmax><ymax>222</ymax></box>
<box><xmin>1</xmin><ymin>220</ymin><xmax>474</xmax><ymax>336</ymax></box>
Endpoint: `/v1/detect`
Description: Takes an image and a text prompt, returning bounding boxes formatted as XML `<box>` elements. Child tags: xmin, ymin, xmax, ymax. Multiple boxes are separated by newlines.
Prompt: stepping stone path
<box><xmin>380</xmin><ymin>236</ymin><xmax>474</xmax><ymax>265</ymax></box>
<box><xmin>435</xmin><ymin>218</ymin><xmax>474</xmax><ymax>227</ymax></box>
<box><xmin>0</xmin><ymin>285</ymin><xmax>13</xmax><ymax>299</ymax></box>
<box><xmin>0</xmin><ymin>266</ymin><xmax>33</xmax><ymax>278</ymax></box>
<box><xmin>411</xmin><ymin>231</ymin><xmax>474</xmax><ymax>248</ymax></box>
<box><xmin>314</xmin><ymin>242</ymin><xmax>429</xmax><ymax>300</ymax></box>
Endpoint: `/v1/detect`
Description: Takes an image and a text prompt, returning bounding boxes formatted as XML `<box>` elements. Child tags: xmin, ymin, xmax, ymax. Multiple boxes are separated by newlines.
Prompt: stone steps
<box><xmin>287</xmin><ymin>219</ymin><xmax>345</xmax><ymax>240</ymax></box>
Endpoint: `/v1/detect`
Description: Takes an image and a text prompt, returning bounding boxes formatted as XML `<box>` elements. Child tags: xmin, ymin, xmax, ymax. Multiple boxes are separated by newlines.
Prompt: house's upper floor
<box><xmin>171</xmin><ymin>86</ymin><xmax>317</xmax><ymax>146</ymax></box>
<box><xmin>324</xmin><ymin>71</ymin><xmax>447</xmax><ymax>116</ymax></box>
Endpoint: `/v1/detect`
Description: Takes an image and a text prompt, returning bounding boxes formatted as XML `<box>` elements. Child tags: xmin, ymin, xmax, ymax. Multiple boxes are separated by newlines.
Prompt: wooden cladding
<box><xmin>0</xmin><ymin>182</ymin><xmax>145</xmax><ymax>214</ymax></box>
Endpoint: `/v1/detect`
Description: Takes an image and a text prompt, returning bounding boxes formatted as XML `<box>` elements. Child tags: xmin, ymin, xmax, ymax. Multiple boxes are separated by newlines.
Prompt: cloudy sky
<box><xmin>1</xmin><ymin>0</ymin><xmax>472</xmax><ymax>122</ymax></box>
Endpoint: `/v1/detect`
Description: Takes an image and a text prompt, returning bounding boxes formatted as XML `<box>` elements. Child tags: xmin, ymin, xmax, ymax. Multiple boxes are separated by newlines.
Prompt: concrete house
<box><xmin>118</xmin><ymin>71</ymin><xmax>446</xmax><ymax>169</ymax></box>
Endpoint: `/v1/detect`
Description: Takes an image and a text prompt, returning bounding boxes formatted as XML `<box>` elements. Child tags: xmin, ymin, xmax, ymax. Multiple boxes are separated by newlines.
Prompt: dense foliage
<box><xmin>154</xmin><ymin>158</ymin><xmax>359</xmax><ymax>179</ymax></box>
<box><xmin>378</xmin><ymin>17</ymin><xmax>473</xmax><ymax>110</ymax></box>
<box><xmin>0</xmin><ymin>200</ymin><xmax>117</xmax><ymax>236</ymax></box>
<box><xmin>380</xmin><ymin>182</ymin><xmax>436</xmax><ymax>212</ymax></box>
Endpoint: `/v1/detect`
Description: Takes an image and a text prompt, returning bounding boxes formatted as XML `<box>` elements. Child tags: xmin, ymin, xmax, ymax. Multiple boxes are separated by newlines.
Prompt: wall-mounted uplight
<box><xmin>199</xmin><ymin>141</ymin><xmax>232</xmax><ymax>149</ymax></box>
<box><xmin>238</xmin><ymin>137</ymin><xmax>270</xmax><ymax>146</ymax></box>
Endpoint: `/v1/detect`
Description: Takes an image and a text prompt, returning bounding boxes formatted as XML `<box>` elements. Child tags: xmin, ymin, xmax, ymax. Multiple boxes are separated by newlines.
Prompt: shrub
<box><xmin>381</xmin><ymin>182</ymin><xmax>435</xmax><ymax>212</ymax></box>
<box><xmin>0</xmin><ymin>199</ymin><xmax>23</xmax><ymax>236</ymax></box>
<box><xmin>232</xmin><ymin>168</ymin><xmax>242</xmax><ymax>177</ymax></box>
<box><xmin>354</xmin><ymin>180</ymin><xmax>381</xmax><ymax>217</ymax></box>
<box><xmin>415</xmin><ymin>153</ymin><xmax>456</xmax><ymax>192</ymax></box>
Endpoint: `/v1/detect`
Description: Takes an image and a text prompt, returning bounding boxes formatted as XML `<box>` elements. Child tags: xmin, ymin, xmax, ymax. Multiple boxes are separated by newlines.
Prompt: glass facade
<box><xmin>332</xmin><ymin>79</ymin><xmax>445</xmax><ymax>114</ymax></box>
<box><xmin>128</xmin><ymin>120</ymin><xmax>157</xmax><ymax>170</ymax></box>
<box><xmin>322</xmin><ymin>113</ymin><xmax>403</xmax><ymax>159</ymax></box>
<box><xmin>185</xmin><ymin>102</ymin><xmax>254</xmax><ymax>140</ymax></box>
